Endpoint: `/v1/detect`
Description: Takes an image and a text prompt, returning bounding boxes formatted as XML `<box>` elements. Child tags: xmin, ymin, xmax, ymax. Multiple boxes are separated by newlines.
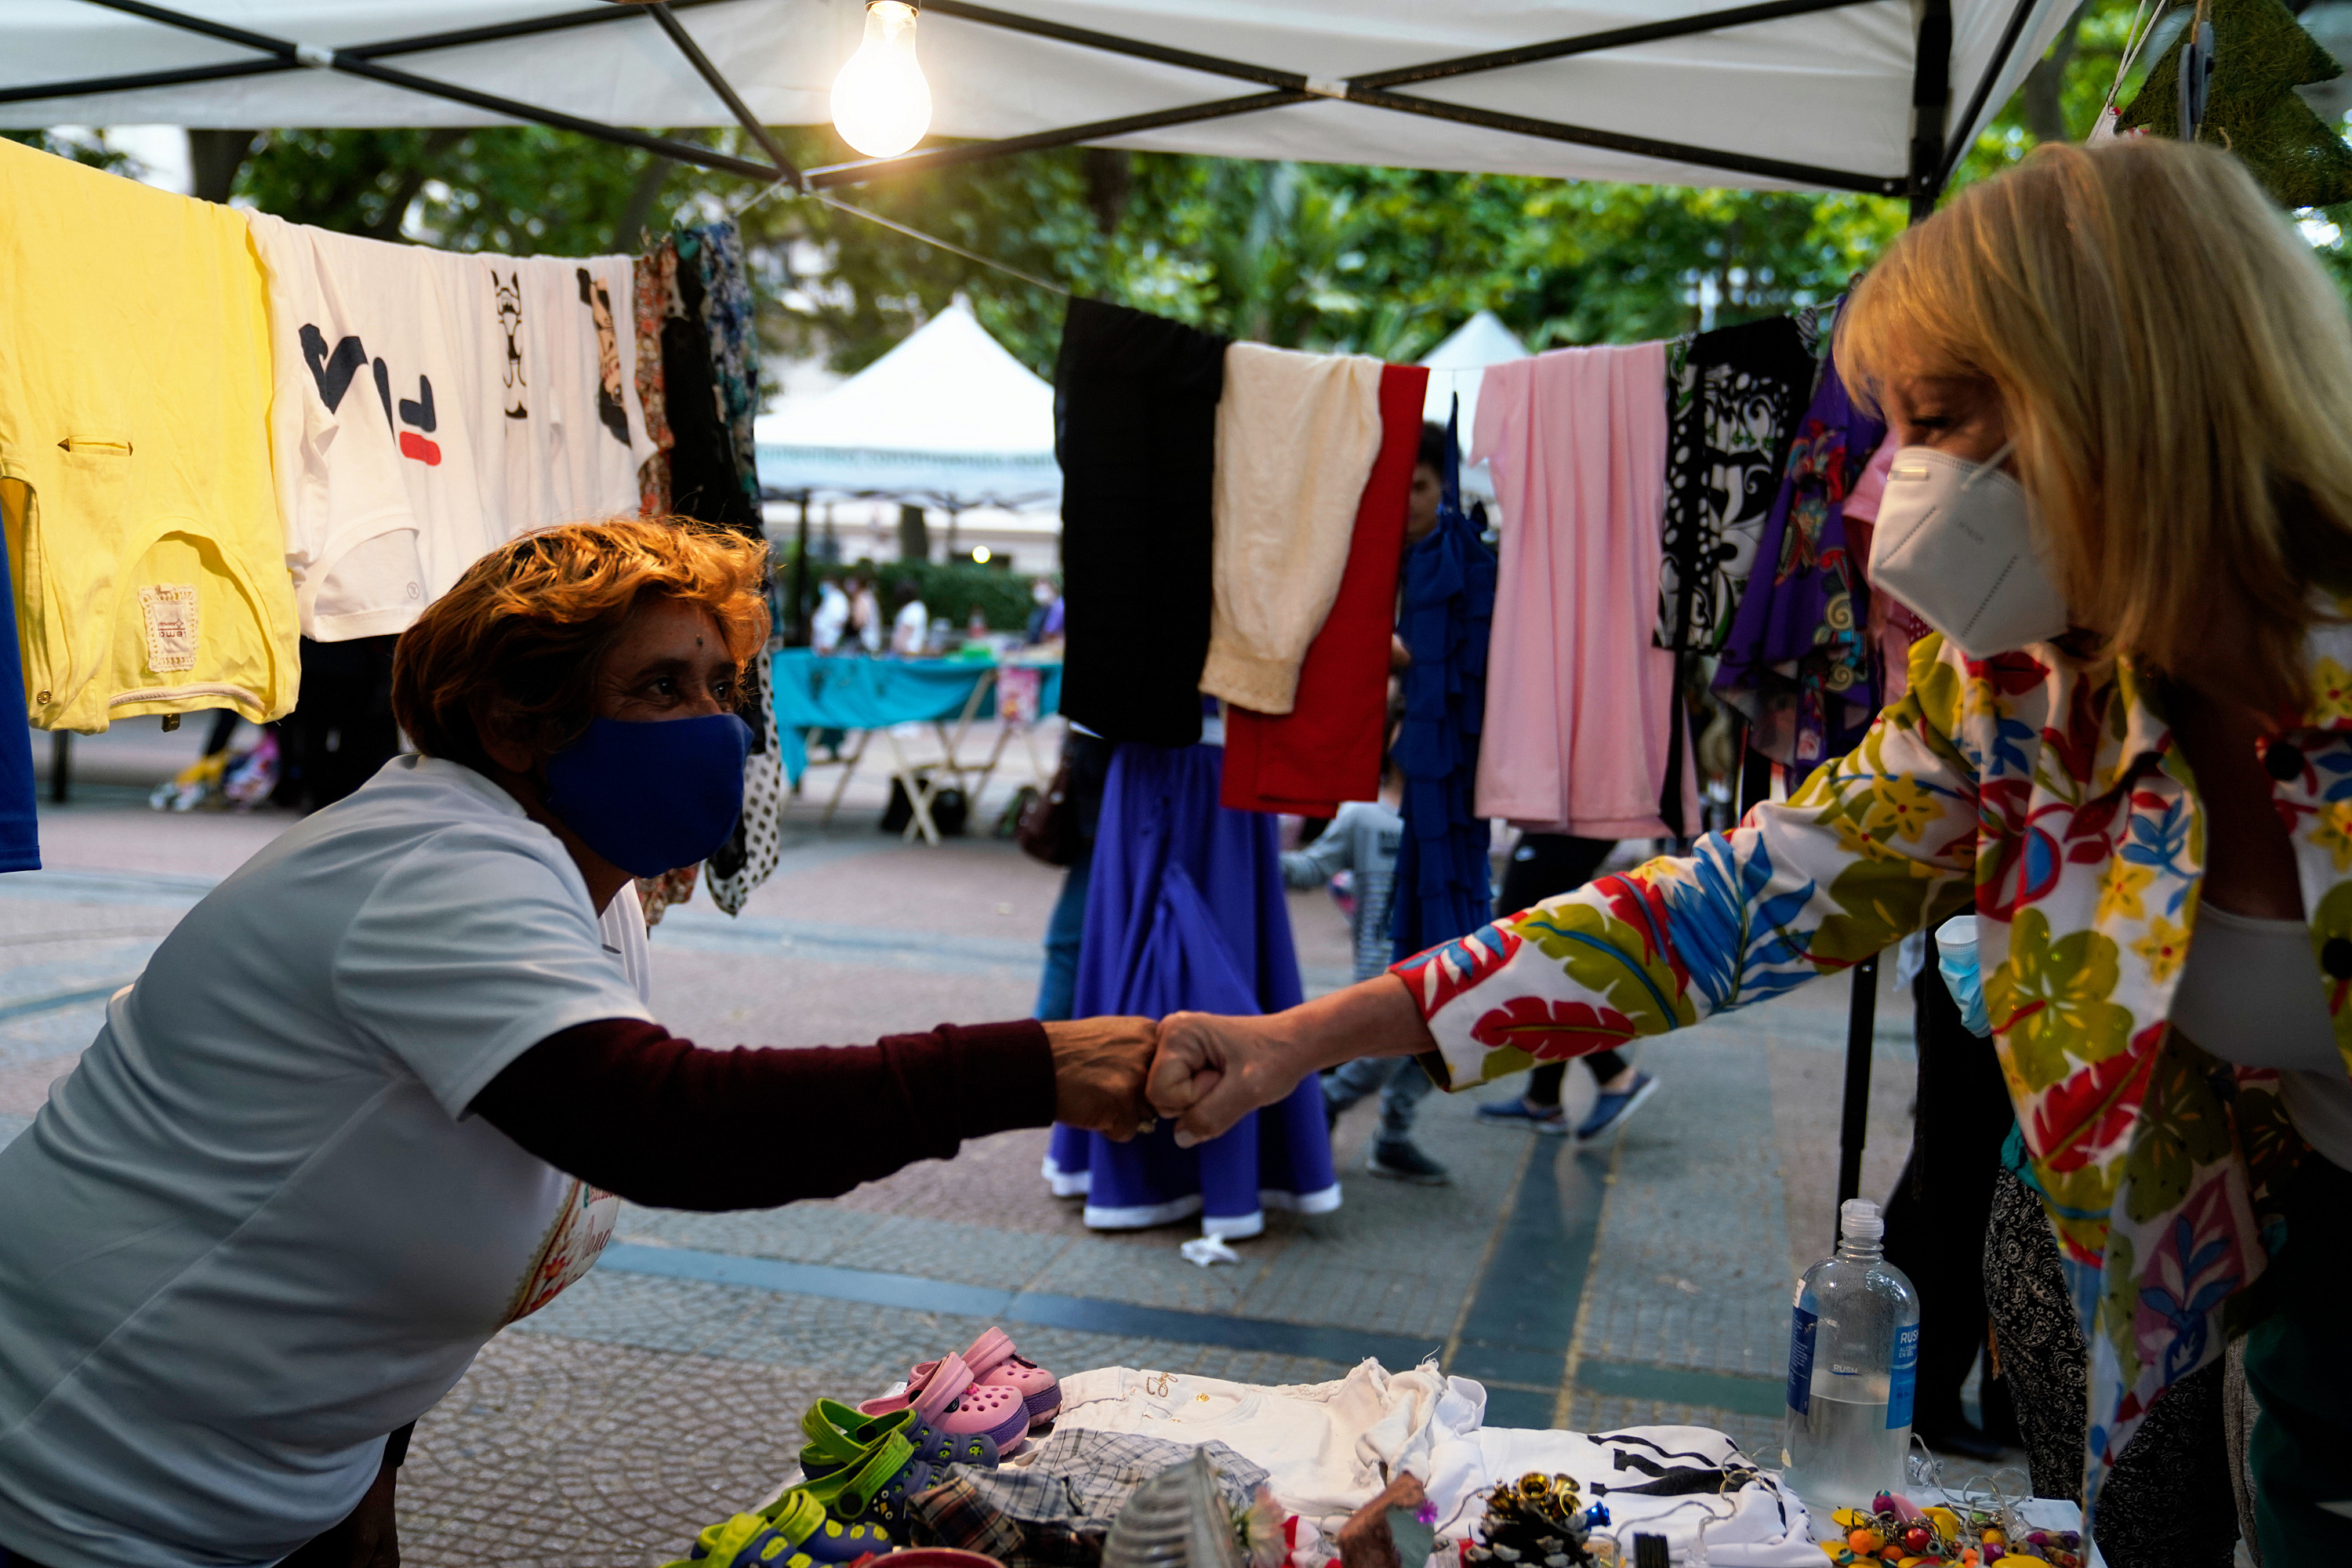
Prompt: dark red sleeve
<box><xmin>469</xmin><ymin>1017</ymin><xmax>1054</xmax><ymax>1210</ymax></box>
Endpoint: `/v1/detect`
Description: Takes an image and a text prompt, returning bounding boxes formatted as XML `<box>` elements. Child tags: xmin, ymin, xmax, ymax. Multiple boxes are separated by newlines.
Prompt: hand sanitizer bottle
<box><xmin>1782</xmin><ymin>1198</ymin><xmax>1921</xmax><ymax>1512</ymax></box>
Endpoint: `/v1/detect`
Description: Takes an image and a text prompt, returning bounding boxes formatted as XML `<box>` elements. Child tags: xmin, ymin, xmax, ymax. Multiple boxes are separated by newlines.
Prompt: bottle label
<box><xmin>1886</xmin><ymin>1322</ymin><xmax>1922</xmax><ymax>1429</ymax></box>
<box><xmin>1786</xmin><ymin>1307</ymin><xmax>1818</xmax><ymax>1414</ymax></box>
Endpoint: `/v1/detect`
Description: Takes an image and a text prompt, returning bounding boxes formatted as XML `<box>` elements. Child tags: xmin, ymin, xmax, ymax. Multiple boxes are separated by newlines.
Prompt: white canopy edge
<box><xmin>6</xmin><ymin>1</ymin><xmax>2074</xmax><ymax>195</ymax></box>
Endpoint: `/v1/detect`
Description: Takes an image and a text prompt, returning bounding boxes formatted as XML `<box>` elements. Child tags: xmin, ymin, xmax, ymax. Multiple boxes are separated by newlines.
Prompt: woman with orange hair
<box><xmin>0</xmin><ymin>517</ymin><xmax>1156</xmax><ymax>1568</ymax></box>
<box><xmin>1150</xmin><ymin>139</ymin><xmax>2352</xmax><ymax>1558</ymax></box>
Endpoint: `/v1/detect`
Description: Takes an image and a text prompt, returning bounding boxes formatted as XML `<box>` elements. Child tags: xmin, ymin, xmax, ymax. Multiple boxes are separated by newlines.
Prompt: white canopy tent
<box><xmin>754</xmin><ymin>300</ymin><xmax>1059</xmax><ymax>508</ymax></box>
<box><xmin>1418</xmin><ymin>309</ymin><xmax>1531</xmax><ymax>500</ymax></box>
<box><xmin>7</xmin><ymin>1</ymin><xmax>2073</xmax><ymax>208</ymax></box>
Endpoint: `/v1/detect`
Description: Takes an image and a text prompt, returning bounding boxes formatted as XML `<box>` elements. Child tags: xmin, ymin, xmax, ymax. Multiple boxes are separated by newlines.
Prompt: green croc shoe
<box><xmin>666</xmin><ymin>1490</ymin><xmax>890</xmax><ymax>1568</ymax></box>
<box><xmin>800</xmin><ymin>1398</ymin><xmax>999</xmax><ymax>1481</ymax></box>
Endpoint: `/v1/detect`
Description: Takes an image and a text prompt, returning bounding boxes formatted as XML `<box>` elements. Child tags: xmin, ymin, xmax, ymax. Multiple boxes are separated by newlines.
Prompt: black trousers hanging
<box><xmin>1879</xmin><ymin>932</ymin><xmax>2015</xmax><ymax>1441</ymax></box>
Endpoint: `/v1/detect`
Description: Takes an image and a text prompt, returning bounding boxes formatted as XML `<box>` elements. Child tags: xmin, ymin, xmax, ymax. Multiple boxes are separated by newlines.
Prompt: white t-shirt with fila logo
<box><xmin>246</xmin><ymin>215</ymin><xmax>655</xmax><ymax>641</ymax></box>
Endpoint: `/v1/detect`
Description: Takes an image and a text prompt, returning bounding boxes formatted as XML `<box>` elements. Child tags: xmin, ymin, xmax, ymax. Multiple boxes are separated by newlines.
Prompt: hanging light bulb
<box><xmin>832</xmin><ymin>1</ymin><xmax>931</xmax><ymax>159</ymax></box>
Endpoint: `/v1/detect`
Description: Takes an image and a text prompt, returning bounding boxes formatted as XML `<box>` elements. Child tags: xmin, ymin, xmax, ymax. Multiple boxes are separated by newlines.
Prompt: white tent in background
<box><xmin>1419</xmin><ymin>310</ymin><xmax>1530</xmax><ymax>500</ymax></box>
<box><xmin>754</xmin><ymin>301</ymin><xmax>1059</xmax><ymax>510</ymax></box>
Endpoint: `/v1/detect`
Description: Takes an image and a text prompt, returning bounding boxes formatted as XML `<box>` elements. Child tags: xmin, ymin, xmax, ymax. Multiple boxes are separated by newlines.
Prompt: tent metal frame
<box><xmin>20</xmin><ymin>0</ymin><xmax>2045</xmax><ymax>212</ymax></box>
<box><xmin>20</xmin><ymin>0</ymin><xmax>2053</xmax><ymax>1235</ymax></box>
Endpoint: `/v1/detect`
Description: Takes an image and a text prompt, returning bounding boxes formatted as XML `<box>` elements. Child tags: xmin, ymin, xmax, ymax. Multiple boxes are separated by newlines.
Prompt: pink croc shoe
<box><xmin>909</xmin><ymin>1328</ymin><xmax>1060</xmax><ymax>1431</ymax></box>
<box><xmin>857</xmin><ymin>1352</ymin><xmax>1030</xmax><ymax>1456</ymax></box>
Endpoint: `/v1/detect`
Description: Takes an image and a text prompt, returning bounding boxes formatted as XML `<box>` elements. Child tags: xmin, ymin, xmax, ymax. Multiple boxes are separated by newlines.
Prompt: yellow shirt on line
<box><xmin>0</xmin><ymin>138</ymin><xmax>299</xmax><ymax>732</ymax></box>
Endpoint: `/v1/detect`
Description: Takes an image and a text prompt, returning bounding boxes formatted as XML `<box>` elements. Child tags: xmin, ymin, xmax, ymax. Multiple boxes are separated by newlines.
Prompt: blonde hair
<box><xmin>1841</xmin><ymin>138</ymin><xmax>2352</xmax><ymax>710</ymax></box>
<box><xmin>394</xmin><ymin>516</ymin><xmax>770</xmax><ymax>771</ymax></box>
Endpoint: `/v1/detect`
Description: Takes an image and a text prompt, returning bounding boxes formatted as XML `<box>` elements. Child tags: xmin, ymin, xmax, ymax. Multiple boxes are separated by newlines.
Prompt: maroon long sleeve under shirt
<box><xmin>468</xmin><ymin>1017</ymin><xmax>1054</xmax><ymax>1210</ymax></box>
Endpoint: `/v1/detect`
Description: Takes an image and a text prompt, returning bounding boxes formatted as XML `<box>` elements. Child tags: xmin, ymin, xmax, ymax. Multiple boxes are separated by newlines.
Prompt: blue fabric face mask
<box><xmin>541</xmin><ymin>713</ymin><xmax>751</xmax><ymax>878</ymax></box>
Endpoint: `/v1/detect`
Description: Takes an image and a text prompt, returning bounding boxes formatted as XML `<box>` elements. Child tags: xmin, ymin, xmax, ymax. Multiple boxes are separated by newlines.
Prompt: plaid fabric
<box><xmin>908</xmin><ymin>1431</ymin><xmax>1268</xmax><ymax>1568</ymax></box>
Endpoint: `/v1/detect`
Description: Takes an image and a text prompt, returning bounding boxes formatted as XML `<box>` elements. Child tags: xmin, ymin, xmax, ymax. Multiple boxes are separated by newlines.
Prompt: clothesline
<box><xmin>726</xmin><ymin>171</ymin><xmax>1073</xmax><ymax>299</ymax></box>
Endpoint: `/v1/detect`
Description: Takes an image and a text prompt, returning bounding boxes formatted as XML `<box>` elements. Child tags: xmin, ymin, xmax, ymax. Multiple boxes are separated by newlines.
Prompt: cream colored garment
<box><xmin>1200</xmin><ymin>343</ymin><xmax>1385</xmax><ymax>713</ymax></box>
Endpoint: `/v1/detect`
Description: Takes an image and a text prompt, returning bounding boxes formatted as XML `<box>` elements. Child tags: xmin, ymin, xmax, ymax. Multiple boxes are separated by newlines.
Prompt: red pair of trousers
<box><xmin>1221</xmin><ymin>362</ymin><xmax>1428</xmax><ymax>815</ymax></box>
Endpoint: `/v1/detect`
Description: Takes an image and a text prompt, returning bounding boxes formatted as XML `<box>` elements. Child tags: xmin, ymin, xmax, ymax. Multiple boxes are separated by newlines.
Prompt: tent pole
<box><xmin>793</xmin><ymin>492</ymin><xmax>815</xmax><ymax>648</ymax></box>
<box><xmin>1907</xmin><ymin>0</ymin><xmax>1956</xmax><ymax>220</ymax></box>
<box><xmin>1835</xmin><ymin>954</ymin><xmax>1880</xmax><ymax>1224</ymax></box>
<box><xmin>1833</xmin><ymin>0</ymin><xmax>1955</xmax><ymax>1222</ymax></box>
<box><xmin>643</xmin><ymin>2</ymin><xmax>804</xmax><ymax>190</ymax></box>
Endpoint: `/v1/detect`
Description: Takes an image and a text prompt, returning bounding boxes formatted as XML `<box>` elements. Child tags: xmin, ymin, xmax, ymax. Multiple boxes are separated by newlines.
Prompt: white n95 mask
<box><xmin>1867</xmin><ymin>443</ymin><xmax>2070</xmax><ymax>659</ymax></box>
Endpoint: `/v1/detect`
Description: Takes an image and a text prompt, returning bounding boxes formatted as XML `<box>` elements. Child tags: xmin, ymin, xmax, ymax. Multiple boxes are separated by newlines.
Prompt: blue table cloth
<box><xmin>771</xmin><ymin>651</ymin><xmax>1062</xmax><ymax>784</ymax></box>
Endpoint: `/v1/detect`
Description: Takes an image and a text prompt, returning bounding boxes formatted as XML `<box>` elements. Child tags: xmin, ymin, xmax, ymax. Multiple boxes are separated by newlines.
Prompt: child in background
<box><xmin>1281</xmin><ymin>783</ymin><xmax>1448</xmax><ymax>1185</ymax></box>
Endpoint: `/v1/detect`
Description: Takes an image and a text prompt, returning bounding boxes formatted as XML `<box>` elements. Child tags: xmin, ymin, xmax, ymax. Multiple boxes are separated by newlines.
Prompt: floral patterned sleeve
<box><xmin>1394</xmin><ymin>639</ymin><xmax>1981</xmax><ymax>1090</ymax></box>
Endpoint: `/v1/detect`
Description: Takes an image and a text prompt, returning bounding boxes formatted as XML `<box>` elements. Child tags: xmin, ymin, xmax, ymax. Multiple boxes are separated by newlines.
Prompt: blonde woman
<box><xmin>1148</xmin><ymin>138</ymin><xmax>2352</xmax><ymax>1559</ymax></box>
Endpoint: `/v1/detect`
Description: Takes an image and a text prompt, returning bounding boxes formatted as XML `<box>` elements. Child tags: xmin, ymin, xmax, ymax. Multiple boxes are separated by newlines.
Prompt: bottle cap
<box><xmin>1840</xmin><ymin>1198</ymin><xmax>1884</xmax><ymax>1244</ymax></box>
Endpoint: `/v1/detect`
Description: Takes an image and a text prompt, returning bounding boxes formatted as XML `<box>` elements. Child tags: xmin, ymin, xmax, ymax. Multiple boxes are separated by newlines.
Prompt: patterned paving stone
<box><xmin>514</xmin><ymin>1270</ymin><xmax>1352</xmax><ymax>1394</ymax></box>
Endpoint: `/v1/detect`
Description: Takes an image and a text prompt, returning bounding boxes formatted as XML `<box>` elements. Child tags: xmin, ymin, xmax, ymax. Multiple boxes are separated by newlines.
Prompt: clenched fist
<box><xmin>1148</xmin><ymin>975</ymin><xmax>1439</xmax><ymax>1146</ymax></box>
<box><xmin>1045</xmin><ymin>1015</ymin><xmax>1160</xmax><ymax>1140</ymax></box>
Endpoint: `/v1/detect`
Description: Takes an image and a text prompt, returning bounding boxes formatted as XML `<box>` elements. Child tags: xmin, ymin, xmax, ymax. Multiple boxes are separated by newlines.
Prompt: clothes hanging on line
<box><xmin>0</xmin><ymin>140</ymin><xmax>300</xmax><ymax>731</ymax></box>
<box><xmin>1711</xmin><ymin>336</ymin><xmax>1886</xmax><ymax>770</ymax></box>
<box><xmin>1054</xmin><ymin>299</ymin><xmax>1230</xmax><ymax>749</ymax></box>
<box><xmin>246</xmin><ymin>213</ymin><xmax>656</xmax><ymax>642</ymax></box>
<box><xmin>1653</xmin><ymin>314</ymin><xmax>1821</xmax><ymax>655</ymax></box>
<box><xmin>1472</xmin><ymin>343</ymin><xmax>1695</xmax><ymax>840</ymax></box>
<box><xmin>1388</xmin><ymin>415</ymin><xmax>1497</xmax><ymax>967</ymax></box>
<box><xmin>662</xmin><ymin>227</ymin><xmax>762</xmax><ymax>539</ymax></box>
<box><xmin>674</xmin><ymin>223</ymin><xmax>764</xmax><ymax>539</ymax></box>
<box><xmin>1043</xmin><ymin>731</ymin><xmax>1336</xmax><ymax>1237</ymax></box>
<box><xmin>662</xmin><ymin>221</ymin><xmax>782</xmax><ymax>913</ymax></box>
<box><xmin>1200</xmin><ymin>343</ymin><xmax>1387</xmax><ymax>715</ymax></box>
<box><xmin>1221</xmin><ymin>363</ymin><xmax>1427</xmax><ymax>816</ymax></box>
<box><xmin>631</xmin><ymin>238</ymin><xmax>678</xmax><ymax>516</ymax></box>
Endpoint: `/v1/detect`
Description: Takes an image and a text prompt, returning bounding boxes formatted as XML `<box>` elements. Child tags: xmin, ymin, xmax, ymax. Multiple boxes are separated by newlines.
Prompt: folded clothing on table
<box><xmin>1053</xmin><ymin>1359</ymin><xmax>1484</xmax><ymax>1530</ymax></box>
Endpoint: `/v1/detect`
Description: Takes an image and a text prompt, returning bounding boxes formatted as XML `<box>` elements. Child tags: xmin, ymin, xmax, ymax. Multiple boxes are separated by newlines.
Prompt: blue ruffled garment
<box><xmin>1043</xmin><ymin>735</ymin><xmax>1337</xmax><ymax>1238</ymax></box>
<box><xmin>1391</xmin><ymin>412</ymin><xmax>1497</xmax><ymax>963</ymax></box>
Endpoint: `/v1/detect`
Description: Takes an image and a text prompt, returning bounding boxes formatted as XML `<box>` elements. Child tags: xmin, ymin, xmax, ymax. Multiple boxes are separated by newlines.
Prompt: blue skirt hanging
<box><xmin>1042</xmin><ymin>738</ymin><xmax>1338</xmax><ymax>1237</ymax></box>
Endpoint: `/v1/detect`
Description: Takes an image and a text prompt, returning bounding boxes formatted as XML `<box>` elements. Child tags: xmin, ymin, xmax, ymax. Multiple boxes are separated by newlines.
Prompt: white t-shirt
<box><xmin>0</xmin><ymin>756</ymin><xmax>655</xmax><ymax>1567</ymax></box>
<box><xmin>892</xmin><ymin>598</ymin><xmax>930</xmax><ymax>655</ymax></box>
<box><xmin>246</xmin><ymin>216</ymin><xmax>653</xmax><ymax>642</ymax></box>
<box><xmin>811</xmin><ymin>582</ymin><xmax>851</xmax><ymax>654</ymax></box>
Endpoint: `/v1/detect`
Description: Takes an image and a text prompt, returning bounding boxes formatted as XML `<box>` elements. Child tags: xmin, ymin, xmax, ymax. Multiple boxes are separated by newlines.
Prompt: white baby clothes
<box><xmin>1053</xmin><ymin>1359</ymin><xmax>1485</xmax><ymax>1526</ymax></box>
<box><xmin>1200</xmin><ymin>343</ymin><xmax>1385</xmax><ymax>714</ymax></box>
<box><xmin>505</xmin><ymin>255</ymin><xmax>656</xmax><ymax>528</ymax></box>
<box><xmin>247</xmin><ymin>216</ymin><xmax>654</xmax><ymax>640</ymax></box>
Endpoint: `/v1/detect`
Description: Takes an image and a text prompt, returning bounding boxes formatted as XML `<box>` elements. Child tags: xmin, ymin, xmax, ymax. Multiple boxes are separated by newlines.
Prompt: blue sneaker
<box><xmin>1475</xmin><ymin>1096</ymin><xmax>1569</xmax><ymax>1135</ymax></box>
<box><xmin>1573</xmin><ymin>1073</ymin><xmax>1659</xmax><ymax>1142</ymax></box>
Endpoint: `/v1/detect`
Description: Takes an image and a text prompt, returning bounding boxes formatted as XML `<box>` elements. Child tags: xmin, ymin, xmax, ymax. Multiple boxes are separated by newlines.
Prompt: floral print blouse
<box><xmin>1395</xmin><ymin>630</ymin><xmax>2347</xmax><ymax>1502</ymax></box>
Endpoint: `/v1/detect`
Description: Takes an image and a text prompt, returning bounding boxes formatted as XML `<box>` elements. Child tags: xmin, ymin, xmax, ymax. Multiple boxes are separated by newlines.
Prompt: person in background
<box><xmin>1025</xmin><ymin>576</ymin><xmax>1065</xmax><ymax>647</ymax></box>
<box><xmin>810</xmin><ymin>572</ymin><xmax>851</xmax><ymax>655</ymax></box>
<box><xmin>1033</xmin><ymin>726</ymin><xmax>1114</xmax><ymax>1024</ymax></box>
<box><xmin>1280</xmin><ymin>765</ymin><xmax>1446</xmax><ymax>1185</ymax></box>
<box><xmin>890</xmin><ymin>576</ymin><xmax>929</xmax><ymax>656</ymax></box>
<box><xmin>845</xmin><ymin>572</ymin><xmax>883</xmax><ymax>655</ymax></box>
<box><xmin>1475</xmin><ymin>834</ymin><xmax>1660</xmax><ymax>1140</ymax></box>
<box><xmin>1404</xmin><ymin>424</ymin><xmax>1446</xmax><ymax>546</ymax></box>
